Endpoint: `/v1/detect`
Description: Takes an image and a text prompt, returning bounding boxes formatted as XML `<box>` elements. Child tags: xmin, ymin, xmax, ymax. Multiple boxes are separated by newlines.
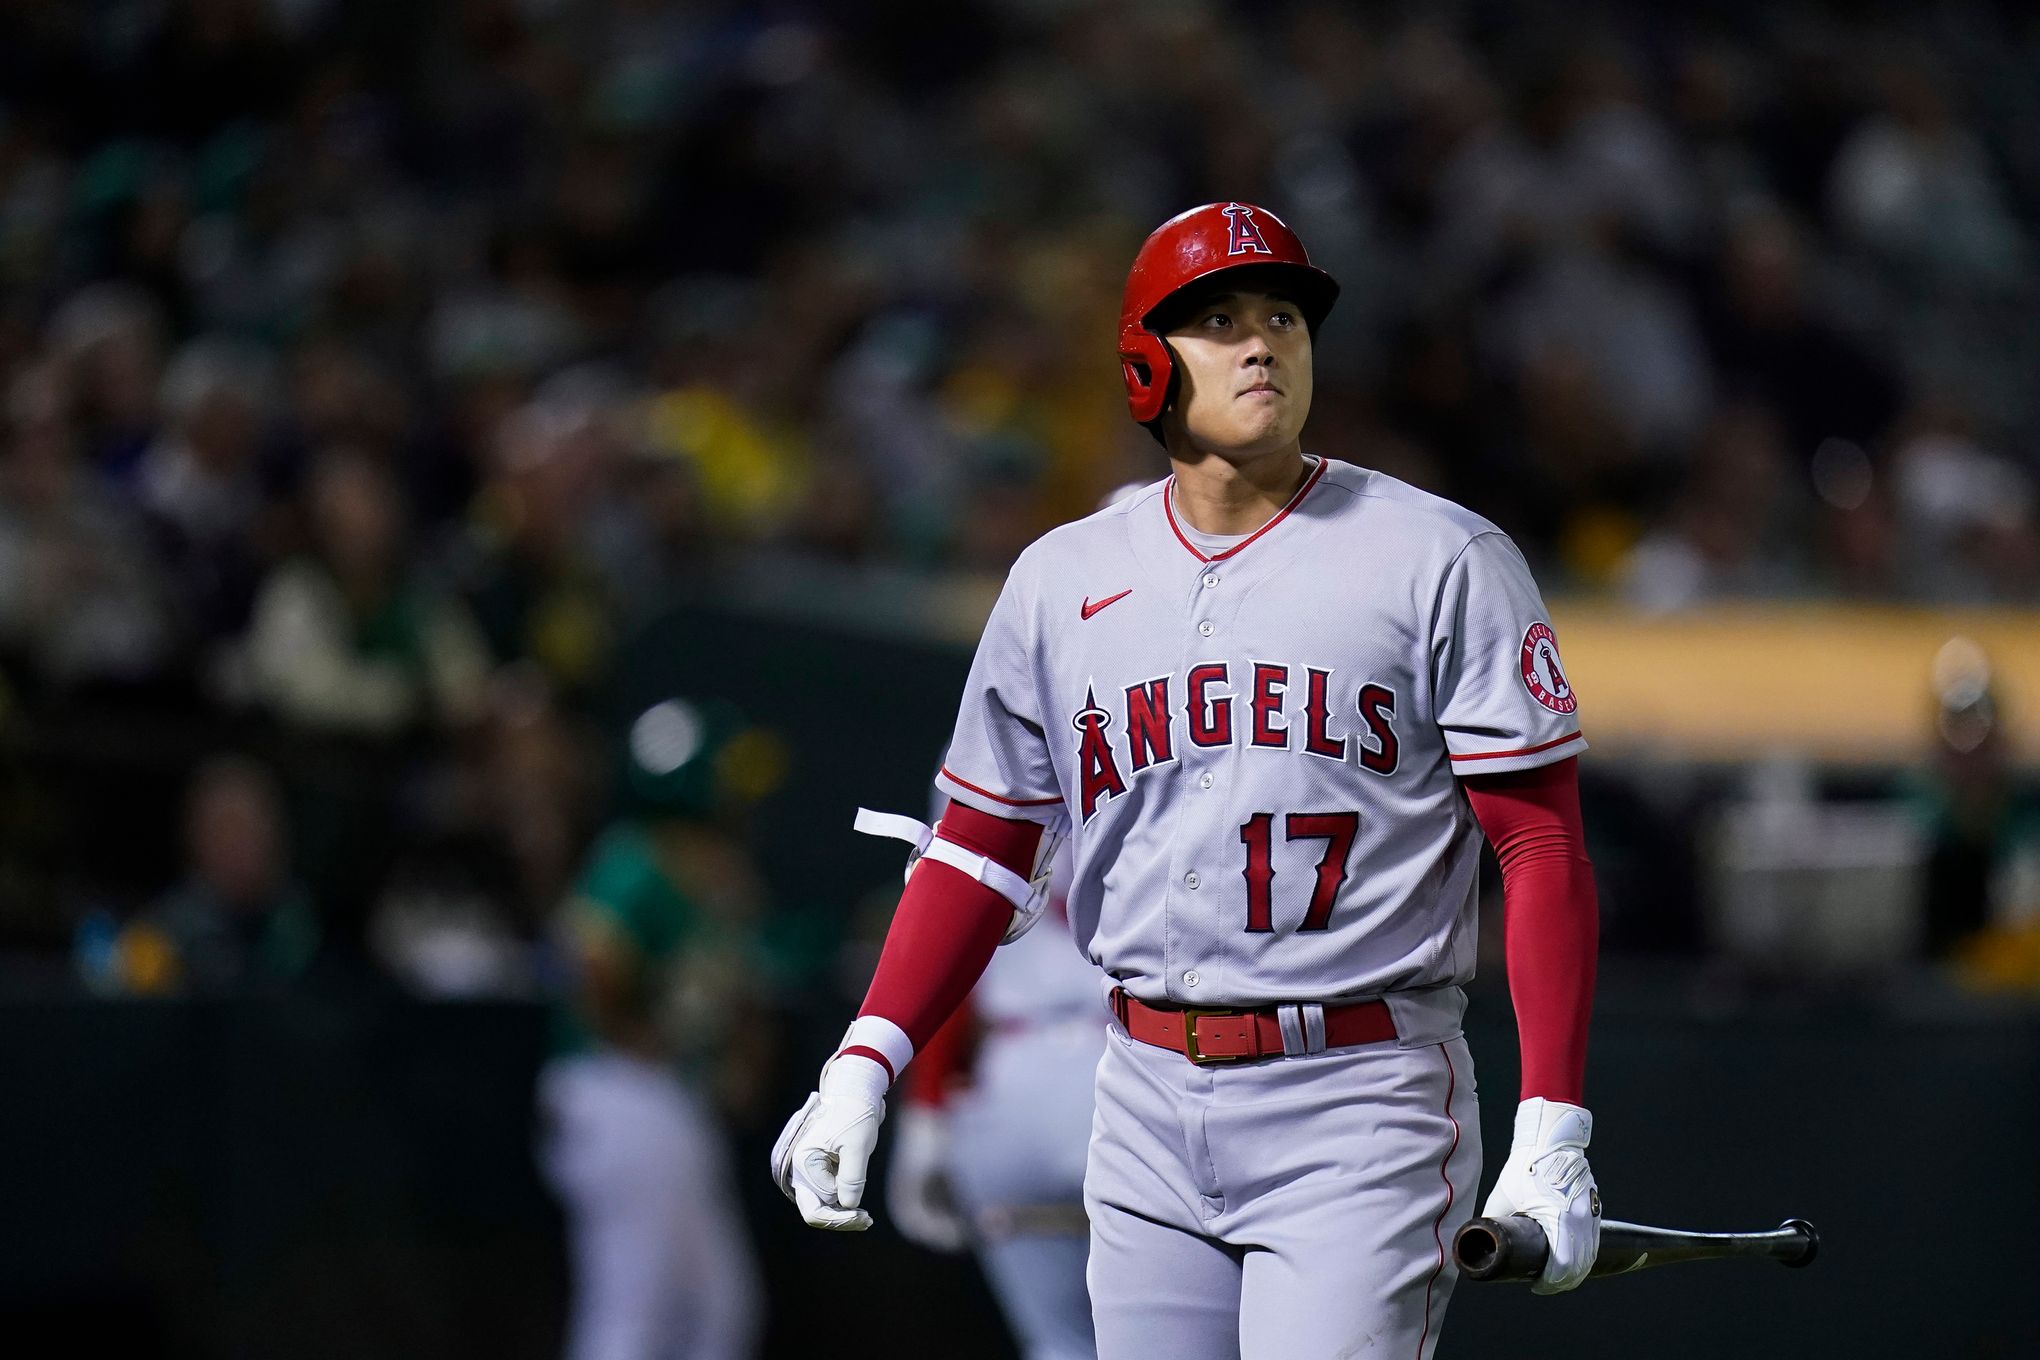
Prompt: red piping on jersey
<box><xmin>938</xmin><ymin>765</ymin><xmax>1063</xmax><ymax>808</ymax></box>
<box><xmin>1418</xmin><ymin>1041</ymin><xmax>1461</xmax><ymax>1360</ymax></box>
<box><xmin>1164</xmin><ymin>456</ymin><xmax>1328</xmax><ymax>563</ymax></box>
<box><xmin>1447</xmin><ymin>730</ymin><xmax>1584</xmax><ymax>763</ymax></box>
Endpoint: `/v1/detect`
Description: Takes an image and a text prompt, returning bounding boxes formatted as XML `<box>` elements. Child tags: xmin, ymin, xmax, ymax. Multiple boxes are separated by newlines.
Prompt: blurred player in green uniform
<box><xmin>541</xmin><ymin>697</ymin><xmax>784</xmax><ymax>1360</ymax></box>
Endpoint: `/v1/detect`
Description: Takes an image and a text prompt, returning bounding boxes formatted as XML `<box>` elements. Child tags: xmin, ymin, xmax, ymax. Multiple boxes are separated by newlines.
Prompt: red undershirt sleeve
<box><xmin>853</xmin><ymin>802</ymin><xmax>1044</xmax><ymax>1067</ymax></box>
<box><xmin>1460</xmin><ymin>755</ymin><xmax>1598</xmax><ymax>1106</ymax></box>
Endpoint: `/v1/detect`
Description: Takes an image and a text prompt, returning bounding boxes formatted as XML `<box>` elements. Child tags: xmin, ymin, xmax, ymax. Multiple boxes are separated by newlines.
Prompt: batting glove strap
<box><xmin>1481</xmin><ymin>1097</ymin><xmax>1602</xmax><ymax>1294</ymax></box>
<box><xmin>769</xmin><ymin>1053</ymin><xmax>890</xmax><ymax>1232</ymax></box>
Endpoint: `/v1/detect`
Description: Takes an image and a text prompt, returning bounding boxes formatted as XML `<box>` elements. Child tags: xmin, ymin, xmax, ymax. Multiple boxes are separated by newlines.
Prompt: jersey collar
<box><xmin>1163</xmin><ymin>455</ymin><xmax>1328</xmax><ymax>564</ymax></box>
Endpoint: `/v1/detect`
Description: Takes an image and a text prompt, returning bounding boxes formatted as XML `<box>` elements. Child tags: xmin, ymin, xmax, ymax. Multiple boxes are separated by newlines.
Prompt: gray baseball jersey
<box><xmin>934</xmin><ymin>455</ymin><xmax>1585</xmax><ymax>1012</ymax></box>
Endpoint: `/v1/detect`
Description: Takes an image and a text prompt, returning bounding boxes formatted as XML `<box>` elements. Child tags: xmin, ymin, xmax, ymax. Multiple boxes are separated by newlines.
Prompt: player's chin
<box><xmin>1217</xmin><ymin>408</ymin><xmax>1301</xmax><ymax>452</ymax></box>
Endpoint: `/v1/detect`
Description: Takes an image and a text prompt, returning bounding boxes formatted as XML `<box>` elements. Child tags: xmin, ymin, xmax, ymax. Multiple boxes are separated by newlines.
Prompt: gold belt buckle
<box><xmin>1181</xmin><ymin>1007</ymin><xmax>1249</xmax><ymax>1065</ymax></box>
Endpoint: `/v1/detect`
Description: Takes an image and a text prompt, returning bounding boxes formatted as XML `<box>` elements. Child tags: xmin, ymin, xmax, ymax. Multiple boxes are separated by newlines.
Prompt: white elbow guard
<box><xmin>853</xmin><ymin>807</ymin><xmax>1063</xmax><ymax>943</ymax></box>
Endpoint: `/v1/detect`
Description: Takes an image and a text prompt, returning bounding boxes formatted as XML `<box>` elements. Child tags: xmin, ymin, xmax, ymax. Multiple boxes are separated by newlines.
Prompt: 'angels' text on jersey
<box><xmin>1072</xmin><ymin>664</ymin><xmax>1401</xmax><ymax>822</ymax></box>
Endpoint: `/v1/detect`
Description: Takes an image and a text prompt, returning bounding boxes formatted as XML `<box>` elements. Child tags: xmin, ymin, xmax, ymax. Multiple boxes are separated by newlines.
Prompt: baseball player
<box><xmin>542</xmin><ymin>698</ymin><xmax>769</xmax><ymax>1360</ymax></box>
<box><xmin>774</xmin><ymin>202</ymin><xmax>1603</xmax><ymax>1358</ymax></box>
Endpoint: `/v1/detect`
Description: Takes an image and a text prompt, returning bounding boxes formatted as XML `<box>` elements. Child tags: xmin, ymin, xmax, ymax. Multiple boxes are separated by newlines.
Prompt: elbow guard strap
<box><xmin>853</xmin><ymin>807</ymin><xmax>1052</xmax><ymax>942</ymax></box>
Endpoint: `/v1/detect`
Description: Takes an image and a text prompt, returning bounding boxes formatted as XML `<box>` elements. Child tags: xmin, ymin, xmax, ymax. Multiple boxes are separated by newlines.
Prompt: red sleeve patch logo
<box><xmin>1519</xmin><ymin>622</ymin><xmax>1577</xmax><ymax>715</ymax></box>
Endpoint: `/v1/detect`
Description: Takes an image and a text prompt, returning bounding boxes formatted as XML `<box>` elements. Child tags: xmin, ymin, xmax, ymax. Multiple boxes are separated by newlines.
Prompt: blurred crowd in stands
<box><xmin>2</xmin><ymin>0</ymin><xmax>2039</xmax><ymax>991</ymax></box>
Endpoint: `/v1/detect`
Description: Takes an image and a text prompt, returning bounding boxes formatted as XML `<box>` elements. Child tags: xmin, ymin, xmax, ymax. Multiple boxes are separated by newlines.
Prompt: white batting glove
<box><xmin>771</xmin><ymin>1053</ymin><xmax>889</xmax><ymax>1231</ymax></box>
<box><xmin>1481</xmin><ymin>1097</ymin><xmax>1602</xmax><ymax>1294</ymax></box>
<box><xmin>885</xmin><ymin>1105</ymin><xmax>970</xmax><ymax>1252</ymax></box>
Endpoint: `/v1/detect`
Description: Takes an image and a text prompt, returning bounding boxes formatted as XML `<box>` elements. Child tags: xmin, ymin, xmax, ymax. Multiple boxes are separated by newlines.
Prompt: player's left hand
<box><xmin>1481</xmin><ymin>1097</ymin><xmax>1600</xmax><ymax>1294</ymax></box>
<box><xmin>771</xmin><ymin>1052</ymin><xmax>890</xmax><ymax>1231</ymax></box>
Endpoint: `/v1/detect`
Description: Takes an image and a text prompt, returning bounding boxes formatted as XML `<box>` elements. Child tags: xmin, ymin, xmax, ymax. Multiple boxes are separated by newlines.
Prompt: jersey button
<box><xmin>1184</xmin><ymin>871</ymin><xmax>1200</xmax><ymax>889</ymax></box>
<box><xmin>1202</xmin><ymin>573</ymin><xmax>1219</xmax><ymax>589</ymax></box>
<box><xmin>1199</xmin><ymin>772</ymin><xmax>1214</xmax><ymax>789</ymax></box>
<box><xmin>1197</xmin><ymin>620</ymin><xmax>1214</xmax><ymax>637</ymax></box>
<box><xmin>1183</xmin><ymin>970</ymin><xmax>1201</xmax><ymax>987</ymax></box>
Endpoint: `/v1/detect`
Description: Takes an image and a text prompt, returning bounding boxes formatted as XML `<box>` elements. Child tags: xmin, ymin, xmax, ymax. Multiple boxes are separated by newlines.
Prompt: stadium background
<box><xmin>1</xmin><ymin>0</ymin><xmax>2036</xmax><ymax>1355</ymax></box>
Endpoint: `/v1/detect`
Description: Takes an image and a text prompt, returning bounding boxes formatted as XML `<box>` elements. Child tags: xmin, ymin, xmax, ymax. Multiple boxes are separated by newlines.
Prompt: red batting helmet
<box><xmin>1118</xmin><ymin>202</ymin><xmax>1339</xmax><ymax>427</ymax></box>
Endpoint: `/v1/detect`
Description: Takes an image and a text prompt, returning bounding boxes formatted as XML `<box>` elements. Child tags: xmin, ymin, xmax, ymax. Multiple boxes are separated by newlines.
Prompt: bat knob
<box><xmin>1455</xmin><ymin>1220</ymin><xmax>1504</xmax><ymax>1276</ymax></box>
<box><xmin>1779</xmin><ymin>1218</ymin><xmax>1819</xmax><ymax>1268</ymax></box>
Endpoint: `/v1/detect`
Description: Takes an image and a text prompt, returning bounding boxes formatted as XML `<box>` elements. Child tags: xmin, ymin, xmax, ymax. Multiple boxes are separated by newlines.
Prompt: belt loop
<box><xmin>1301</xmin><ymin>1003</ymin><xmax>1327</xmax><ymax>1054</ymax></box>
<box><xmin>1276</xmin><ymin>1004</ymin><xmax>1306</xmax><ymax>1056</ymax></box>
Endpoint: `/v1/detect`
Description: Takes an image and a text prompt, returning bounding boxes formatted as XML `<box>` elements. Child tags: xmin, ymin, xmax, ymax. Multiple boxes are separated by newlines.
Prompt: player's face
<box><xmin>1162</xmin><ymin>290</ymin><xmax>1313</xmax><ymax>459</ymax></box>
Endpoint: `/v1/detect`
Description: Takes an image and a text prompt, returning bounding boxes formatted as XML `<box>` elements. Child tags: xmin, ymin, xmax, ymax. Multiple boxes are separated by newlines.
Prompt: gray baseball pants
<box><xmin>1083</xmin><ymin>1020</ymin><xmax>1481</xmax><ymax>1360</ymax></box>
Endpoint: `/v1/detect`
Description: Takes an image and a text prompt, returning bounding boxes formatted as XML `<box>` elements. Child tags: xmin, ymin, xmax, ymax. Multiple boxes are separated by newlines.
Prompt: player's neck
<box><xmin>1166</xmin><ymin>444</ymin><xmax>1312</xmax><ymax>537</ymax></box>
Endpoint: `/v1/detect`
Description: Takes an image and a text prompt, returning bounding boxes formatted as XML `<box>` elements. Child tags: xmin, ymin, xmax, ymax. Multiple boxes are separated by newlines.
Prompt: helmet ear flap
<box><xmin>1119</xmin><ymin>330</ymin><xmax>1174</xmax><ymax>425</ymax></box>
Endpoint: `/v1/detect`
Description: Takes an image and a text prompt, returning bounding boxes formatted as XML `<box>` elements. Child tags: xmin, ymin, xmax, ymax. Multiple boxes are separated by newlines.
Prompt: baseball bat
<box><xmin>1454</xmin><ymin>1216</ymin><xmax>1819</xmax><ymax>1284</ymax></box>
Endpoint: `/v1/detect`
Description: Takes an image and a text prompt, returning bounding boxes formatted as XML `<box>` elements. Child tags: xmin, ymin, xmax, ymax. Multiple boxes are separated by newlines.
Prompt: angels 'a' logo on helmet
<box><xmin>1222</xmin><ymin>203</ymin><xmax>1273</xmax><ymax>256</ymax></box>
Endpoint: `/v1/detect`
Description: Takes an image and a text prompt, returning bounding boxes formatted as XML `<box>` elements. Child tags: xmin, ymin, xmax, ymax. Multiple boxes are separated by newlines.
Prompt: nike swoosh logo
<box><xmin>1081</xmin><ymin>589</ymin><xmax>1133</xmax><ymax>620</ymax></box>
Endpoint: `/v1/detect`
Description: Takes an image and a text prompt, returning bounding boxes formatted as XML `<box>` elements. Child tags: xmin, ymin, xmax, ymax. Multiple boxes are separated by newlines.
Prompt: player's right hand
<box><xmin>885</xmin><ymin>1105</ymin><xmax>971</xmax><ymax>1252</ymax></box>
<box><xmin>771</xmin><ymin>1052</ymin><xmax>889</xmax><ymax>1230</ymax></box>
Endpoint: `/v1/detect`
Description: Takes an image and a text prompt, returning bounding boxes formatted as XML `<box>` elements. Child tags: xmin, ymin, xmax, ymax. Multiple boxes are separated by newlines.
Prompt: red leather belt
<box><xmin>1110</xmin><ymin>988</ymin><xmax>1397</xmax><ymax>1065</ymax></box>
